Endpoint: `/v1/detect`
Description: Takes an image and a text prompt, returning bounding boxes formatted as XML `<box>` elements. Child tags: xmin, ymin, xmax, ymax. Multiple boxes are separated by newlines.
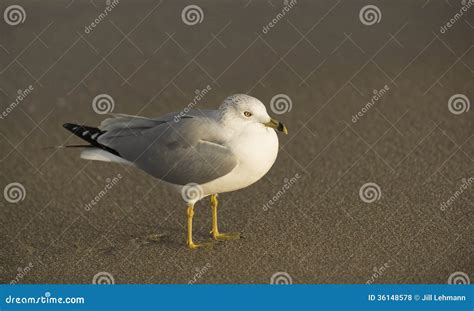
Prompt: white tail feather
<box><xmin>80</xmin><ymin>148</ymin><xmax>133</xmax><ymax>166</ymax></box>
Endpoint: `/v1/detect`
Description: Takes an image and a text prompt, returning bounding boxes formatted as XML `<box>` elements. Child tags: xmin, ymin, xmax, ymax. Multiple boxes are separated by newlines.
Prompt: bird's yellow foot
<box><xmin>209</xmin><ymin>194</ymin><xmax>243</xmax><ymax>242</ymax></box>
<box><xmin>211</xmin><ymin>231</ymin><xmax>243</xmax><ymax>241</ymax></box>
<box><xmin>187</xmin><ymin>240</ymin><xmax>216</xmax><ymax>250</ymax></box>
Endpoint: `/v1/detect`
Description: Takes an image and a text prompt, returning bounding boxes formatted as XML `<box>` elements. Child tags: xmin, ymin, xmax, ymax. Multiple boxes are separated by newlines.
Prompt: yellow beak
<box><xmin>264</xmin><ymin>118</ymin><xmax>288</xmax><ymax>135</ymax></box>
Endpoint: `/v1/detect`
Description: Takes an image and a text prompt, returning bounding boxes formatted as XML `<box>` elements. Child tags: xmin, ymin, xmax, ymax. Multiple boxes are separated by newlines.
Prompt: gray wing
<box><xmin>97</xmin><ymin>112</ymin><xmax>237</xmax><ymax>185</ymax></box>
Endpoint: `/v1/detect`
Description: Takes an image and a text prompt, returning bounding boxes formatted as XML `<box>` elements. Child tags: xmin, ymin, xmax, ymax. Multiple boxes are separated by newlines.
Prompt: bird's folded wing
<box><xmin>97</xmin><ymin>115</ymin><xmax>238</xmax><ymax>185</ymax></box>
<box><xmin>99</xmin><ymin>113</ymin><xmax>163</xmax><ymax>132</ymax></box>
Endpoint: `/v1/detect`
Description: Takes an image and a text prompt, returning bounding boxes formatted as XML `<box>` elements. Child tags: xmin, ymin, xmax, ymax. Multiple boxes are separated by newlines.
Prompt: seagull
<box><xmin>62</xmin><ymin>94</ymin><xmax>288</xmax><ymax>249</ymax></box>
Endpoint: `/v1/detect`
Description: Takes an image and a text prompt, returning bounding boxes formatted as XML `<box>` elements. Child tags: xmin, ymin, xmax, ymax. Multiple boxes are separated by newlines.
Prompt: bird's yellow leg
<box><xmin>186</xmin><ymin>204</ymin><xmax>214</xmax><ymax>249</ymax></box>
<box><xmin>210</xmin><ymin>194</ymin><xmax>242</xmax><ymax>241</ymax></box>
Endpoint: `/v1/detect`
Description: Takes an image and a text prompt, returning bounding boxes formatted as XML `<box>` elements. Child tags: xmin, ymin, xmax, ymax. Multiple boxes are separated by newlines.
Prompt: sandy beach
<box><xmin>0</xmin><ymin>0</ymin><xmax>472</xmax><ymax>284</ymax></box>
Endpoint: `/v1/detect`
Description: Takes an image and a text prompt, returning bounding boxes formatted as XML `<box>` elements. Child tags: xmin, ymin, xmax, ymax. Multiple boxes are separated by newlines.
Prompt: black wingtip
<box><xmin>62</xmin><ymin>123</ymin><xmax>92</xmax><ymax>135</ymax></box>
<box><xmin>62</xmin><ymin>122</ymin><xmax>121</xmax><ymax>157</ymax></box>
<box><xmin>63</xmin><ymin>123</ymin><xmax>78</xmax><ymax>132</ymax></box>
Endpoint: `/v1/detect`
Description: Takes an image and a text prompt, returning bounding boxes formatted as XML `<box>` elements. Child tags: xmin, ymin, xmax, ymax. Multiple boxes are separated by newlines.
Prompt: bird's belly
<box><xmin>201</xmin><ymin>128</ymin><xmax>279</xmax><ymax>195</ymax></box>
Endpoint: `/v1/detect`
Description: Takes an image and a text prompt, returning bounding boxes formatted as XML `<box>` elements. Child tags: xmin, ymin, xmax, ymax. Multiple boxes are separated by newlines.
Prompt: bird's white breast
<box><xmin>201</xmin><ymin>126</ymin><xmax>279</xmax><ymax>196</ymax></box>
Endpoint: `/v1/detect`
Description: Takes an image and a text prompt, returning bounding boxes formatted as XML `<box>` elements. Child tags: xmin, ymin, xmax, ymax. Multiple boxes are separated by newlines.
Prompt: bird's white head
<box><xmin>218</xmin><ymin>94</ymin><xmax>288</xmax><ymax>134</ymax></box>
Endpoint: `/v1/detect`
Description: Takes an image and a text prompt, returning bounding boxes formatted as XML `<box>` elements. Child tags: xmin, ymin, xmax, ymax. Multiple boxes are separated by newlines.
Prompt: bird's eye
<box><xmin>244</xmin><ymin>111</ymin><xmax>252</xmax><ymax>117</ymax></box>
